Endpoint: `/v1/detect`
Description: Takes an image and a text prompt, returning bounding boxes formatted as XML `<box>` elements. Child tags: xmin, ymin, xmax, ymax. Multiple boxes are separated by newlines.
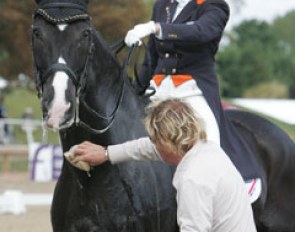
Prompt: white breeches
<box><xmin>150</xmin><ymin>76</ymin><xmax>220</xmax><ymax>145</ymax></box>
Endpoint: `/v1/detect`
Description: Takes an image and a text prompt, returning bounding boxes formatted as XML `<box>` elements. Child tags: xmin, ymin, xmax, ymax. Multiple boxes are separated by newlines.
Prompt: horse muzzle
<box><xmin>45</xmin><ymin>102</ymin><xmax>74</xmax><ymax>130</ymax></box>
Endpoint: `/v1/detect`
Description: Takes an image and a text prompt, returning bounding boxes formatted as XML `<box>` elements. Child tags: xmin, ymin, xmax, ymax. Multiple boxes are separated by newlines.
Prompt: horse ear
<box><xmin>35</xmin><ymin>0</ymin><xmax>89</xmax><ymax>5</ymax></box>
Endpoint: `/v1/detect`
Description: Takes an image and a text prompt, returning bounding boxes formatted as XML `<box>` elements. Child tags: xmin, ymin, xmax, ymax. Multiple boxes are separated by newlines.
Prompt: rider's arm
<box><xmin>159</xmin><ymin>0</ymin><xmax>229</xmax><ymax>43</ymax></box>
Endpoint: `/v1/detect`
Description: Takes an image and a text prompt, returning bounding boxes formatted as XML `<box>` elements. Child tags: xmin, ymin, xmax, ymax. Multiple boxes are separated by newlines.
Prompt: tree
<box><xmin>273</xmin><ymin>11</ymin><xmax>295</xmax><ymax>56</ymax></box>
<box><xmin>0</xmin><ymin>0</ymin><xmax>149</xmax><ymax>80</ymax></box>
<box><xmin>0</xmin><ymin>0</ymin><xmax>34</xmax><ymax>80</ymax></box>
<box><xmin>89</xmin><ymin>0</ymin><xmax>148</xmax><ymax>43</ymax></box>
<box><xmin>273</xmin><ymin>11</ymin><xmax>295</xmax><ymax>97</ymax></box>
<box><xmin>217</xmin><ymin>18</ymin><xmax>295</xmax><ymax>98</ymax></box>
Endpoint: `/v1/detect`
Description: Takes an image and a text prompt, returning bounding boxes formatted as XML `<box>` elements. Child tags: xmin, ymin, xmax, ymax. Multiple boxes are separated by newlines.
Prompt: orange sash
<box><xmin>153</xmin><ymin>74</ymin><xmax>193</xmax><ymax>87</ymax></box>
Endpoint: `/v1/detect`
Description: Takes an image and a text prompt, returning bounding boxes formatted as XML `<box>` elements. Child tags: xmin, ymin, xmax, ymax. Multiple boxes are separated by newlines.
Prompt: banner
<box><xmin>29</xmin><ymin>143</ymin><xmax>63</xmax><ymax>182</ymax></box>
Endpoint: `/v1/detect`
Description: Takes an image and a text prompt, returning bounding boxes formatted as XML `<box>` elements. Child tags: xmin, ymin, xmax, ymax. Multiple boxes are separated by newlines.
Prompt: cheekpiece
<box><xmin>34</xmin><ymin>0</ymin><xmax>90</xmax><ymax>24</ymax></box>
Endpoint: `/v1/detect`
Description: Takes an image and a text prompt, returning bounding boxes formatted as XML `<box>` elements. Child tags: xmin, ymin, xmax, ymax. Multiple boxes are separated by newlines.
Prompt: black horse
<box><xmin>32</xmin><ymin>2</ymin><xmax>177</xmax><ymax>232</ymax></box>
<box><xmin>31</xmin><ymin>1</ymin><xmax>295</xmax><ymax>232</ymax></box>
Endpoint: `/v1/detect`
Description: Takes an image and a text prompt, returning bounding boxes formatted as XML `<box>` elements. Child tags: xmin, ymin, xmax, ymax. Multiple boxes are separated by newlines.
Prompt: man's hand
<box><xmin>65</xmin><ymin>141</ymin><xmax>108</xmax><ymax>171</ymax></box>
<box><xmin>64</xmin><ymin>145</ymin><xmax>91</xmax><ymax>172</ymax></box>
<box><xmin>125</xmin><ymin>21</ymin><xmax>157</xmax><ymax>47</ymax></box>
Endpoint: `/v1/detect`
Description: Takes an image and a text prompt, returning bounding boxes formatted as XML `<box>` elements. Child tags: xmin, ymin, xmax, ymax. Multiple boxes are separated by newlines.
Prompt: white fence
<box><xmin>0</xmin><ymin>118</ymin><xmax>63</xmax><ymax>181</ymax></box>
<box><xmin>232</xmin><ymin>99</ymin><xmax>295</xmax><ymax>125</ymax></box>
<box><xmin>0</xmin><ymin>118</ymin><xmax>43</xmax><ymax>144</ymax></box>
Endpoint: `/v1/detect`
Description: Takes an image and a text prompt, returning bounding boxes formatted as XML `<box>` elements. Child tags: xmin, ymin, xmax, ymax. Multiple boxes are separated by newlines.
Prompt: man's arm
<box><xmin>108</xmin><ymin>137</ymin><xmax>162</xmax><ymax>163</ymax></box>
<box><xmin>70</xmin><ymin>137</ymin><xmax>162</xmax><ymax>167</ymax></box>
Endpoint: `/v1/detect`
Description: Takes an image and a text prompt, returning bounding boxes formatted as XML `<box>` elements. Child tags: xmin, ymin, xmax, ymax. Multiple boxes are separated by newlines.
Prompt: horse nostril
<box><xmin>45</xmin><ymin>100</ymin><xmax>74</xmax><ymax>130</ymax></box>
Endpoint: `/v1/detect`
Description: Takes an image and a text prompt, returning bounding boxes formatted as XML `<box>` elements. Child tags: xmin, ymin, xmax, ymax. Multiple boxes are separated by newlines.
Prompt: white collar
<box><xmin>175</xmin><ymin>0</ymin><xmax>191</xmax><ymax>7</ymax></box>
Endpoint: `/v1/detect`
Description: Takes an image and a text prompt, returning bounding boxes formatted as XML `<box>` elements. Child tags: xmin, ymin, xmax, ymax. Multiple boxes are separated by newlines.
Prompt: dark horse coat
<box><xmin>32</xmin><ymin>0</ymin><xmax>295</xmax><ymax>231</ymax></box>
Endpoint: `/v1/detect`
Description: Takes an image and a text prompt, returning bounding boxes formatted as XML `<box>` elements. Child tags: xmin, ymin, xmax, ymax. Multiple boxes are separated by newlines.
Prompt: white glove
<box><xmin>125</xmin><ymin>21</ymin><xmax>156</xmax><ymax>47</ymax></box>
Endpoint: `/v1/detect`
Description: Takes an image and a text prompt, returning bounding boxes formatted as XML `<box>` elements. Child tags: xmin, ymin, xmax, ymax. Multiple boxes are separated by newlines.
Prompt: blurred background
<box><xmin>0</xmin><ymin>0</ymin><xmax>294</xmax><ymax>231</ymax></box>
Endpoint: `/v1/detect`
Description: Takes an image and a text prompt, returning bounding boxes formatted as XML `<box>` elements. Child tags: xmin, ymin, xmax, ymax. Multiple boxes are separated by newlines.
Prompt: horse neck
<box><xmin>77</xmin><ymin>31</ymin><xmax>148</xmax><ymax>143</ymax></box>
<box><xmin>85</xmin><ymin>38</ymin><xmax>124</xmax><ymax>114</ymax></box>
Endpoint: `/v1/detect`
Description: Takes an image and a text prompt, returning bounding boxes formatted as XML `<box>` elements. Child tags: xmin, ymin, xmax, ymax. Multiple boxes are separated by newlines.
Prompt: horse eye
<box><xmin>33</xmin><ymin>28</ymin><xmax>42</xmax><ymax>39</ymax></box>
<box><xmin>83</xmin><ymin>29</ymin><xmax>90</xmax><ymax>38</ymax></box>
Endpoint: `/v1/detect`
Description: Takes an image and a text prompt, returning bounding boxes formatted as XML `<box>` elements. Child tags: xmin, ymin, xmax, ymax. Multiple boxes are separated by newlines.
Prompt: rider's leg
<box><xmin>184</xmin><ymin>94</ymin><xmax>220</xmax><ymax>145</ymax></box>
<box><xmin>150</xmin><ymin>76</ymin><xmax>220</xmax><ymax>145</ymax></box>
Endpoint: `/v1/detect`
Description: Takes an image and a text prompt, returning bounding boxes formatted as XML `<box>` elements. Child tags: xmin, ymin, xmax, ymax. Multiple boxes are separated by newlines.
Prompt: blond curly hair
<box><xmin>145</xmin><ymin>98</ymin><xmax>207</xmax><ymax>156</ymax></box>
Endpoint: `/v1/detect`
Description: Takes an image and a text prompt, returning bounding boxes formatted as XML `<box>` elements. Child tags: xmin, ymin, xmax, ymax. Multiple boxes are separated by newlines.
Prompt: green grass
<box><xmin>5</xmin><ymin>88</ymin><xmax>41</xmax><ymax>119</ymax></box>
<box><xmin>0</xmin><ymin>154</ymin><xmax>29</xmax><ymax>173</ymax></box>
<box><xmin>0</xmin><ymin>156</ymin><xmax>29</xmax><ymax>173</ymax></box>
<box><xmin>4</xmin><ymin>88</ymin><xmax>59</xmax><ymax>144</ymax></box>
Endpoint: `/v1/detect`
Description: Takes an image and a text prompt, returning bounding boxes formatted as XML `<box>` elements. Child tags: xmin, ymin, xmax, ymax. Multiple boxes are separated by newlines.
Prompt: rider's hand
<box><xmin>125</xmin><ymin>21</ymin><xmax>157</xmax><ymax>47</ymax></box>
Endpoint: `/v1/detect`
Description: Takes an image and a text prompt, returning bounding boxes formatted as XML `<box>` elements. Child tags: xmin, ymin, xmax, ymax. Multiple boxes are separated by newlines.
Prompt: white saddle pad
<box><xmin>245</xmin><ymin>178</ymin><xmax>262</xmax><ymax>204</ymax></box>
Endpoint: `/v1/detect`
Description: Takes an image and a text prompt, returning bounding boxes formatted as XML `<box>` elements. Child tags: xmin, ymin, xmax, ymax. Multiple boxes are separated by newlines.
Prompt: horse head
<box><xmin>32</xmin><ymin>0</ymin><xmax>99</xmax><ymax>130</ymax></box>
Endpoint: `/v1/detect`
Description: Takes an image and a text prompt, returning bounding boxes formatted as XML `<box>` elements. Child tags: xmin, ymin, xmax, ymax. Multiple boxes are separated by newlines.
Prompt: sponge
<box><xmin>64</xmin><ymin>145</ymin><xmax>90</xmax><ymax>172</ymax></box>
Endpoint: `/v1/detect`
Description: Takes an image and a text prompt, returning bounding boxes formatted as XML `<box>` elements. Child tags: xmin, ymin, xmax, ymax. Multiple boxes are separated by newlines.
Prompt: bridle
<box><xmin>34</xmin><ymin>31</ymin><xmax>94</xmax><ymax>98</ymax></box>
<box><xmin>77</xmin><ymin>40</ymin><xmax>146</xmax><ymax>134</ymax></box>
<box><xmin>32</xmin><ymin>12</ymin><xmax>137</xmax><ymax>134</ymax></box>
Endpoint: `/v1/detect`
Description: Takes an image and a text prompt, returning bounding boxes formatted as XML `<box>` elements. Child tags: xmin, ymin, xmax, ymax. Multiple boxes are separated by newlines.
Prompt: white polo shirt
<box><xmin>108</xmin><ymin>138</ymin><xmax>257</xmax><ymax>232</ymax></box>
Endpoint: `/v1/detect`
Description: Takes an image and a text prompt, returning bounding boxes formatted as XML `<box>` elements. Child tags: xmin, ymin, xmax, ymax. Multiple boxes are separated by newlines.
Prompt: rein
<box><xmin>77</xmin><ymin>40</ymin><xmax>134</xmax><ymax>134</ymax></box>
<box><xmin>111</xmin><ymin>38</ymin><xmax>126</xmax><ymax>55</ymax></box>
<box><xmin>77</xmin><ymin>39</ymin><xmax>143</xmax><ymax>134</ymax></box>
<box><xmin>78</xmin><ymin>43</ymin><xmax>139</xmax><ymax>134</ymax></box>
<box><xmin>77</xmin><ymin>39</ymin><xmax>150</xmax><ymax>134</ymax></box>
